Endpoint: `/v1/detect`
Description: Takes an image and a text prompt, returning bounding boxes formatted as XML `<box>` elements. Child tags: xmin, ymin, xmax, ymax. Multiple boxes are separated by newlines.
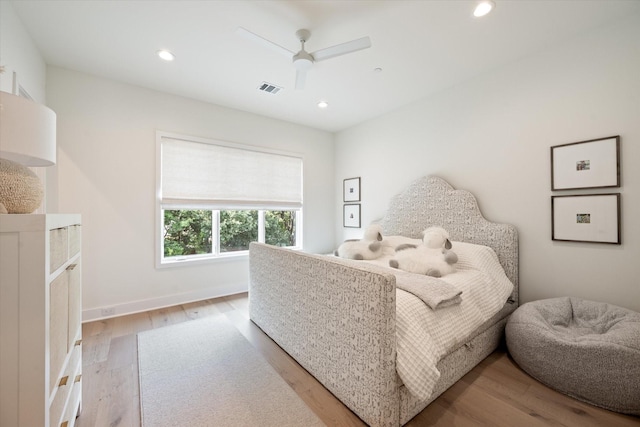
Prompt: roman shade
<box><xmin>160</xmin><ymin>136</ymin><xmax>303</xmax><ymax>209</ymax></box>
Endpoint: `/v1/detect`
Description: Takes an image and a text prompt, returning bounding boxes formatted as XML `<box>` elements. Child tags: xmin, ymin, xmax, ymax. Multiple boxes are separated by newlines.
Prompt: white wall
<box><xmin>0</xmin><ymin>1</ymin><xmax>53</xmax><ymax>213</ymax></box>
<box><xmin>0</xmin><ymin>1</ymin><xmax>46</xmax><ymax>101</ymax></box>
<box><xmin>335</xmin><ymin>15</ymin><xmax>640</xmax><ymax>312</ymax></box>
<box><xmin>46</xmin><ymin>67</ymin><xmax>335</xmax><ymax>321</ymax></box>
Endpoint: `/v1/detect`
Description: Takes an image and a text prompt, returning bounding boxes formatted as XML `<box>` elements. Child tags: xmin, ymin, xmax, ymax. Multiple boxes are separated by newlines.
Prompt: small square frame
<box><xmin>551</xmin><ymin>193</ymin><xmax>620</xmax><ymax>244</ymax></box>
<box><xmin>551</xmin><ymin>136</ymin><xmax>620</xmax><ymax>190</ymax></box>
<box><xmin>343</xmin><ymin>204</ymin><xmax>361</xmax><ymax>228</ymax></box>
<box><xmin>343</xmin><ymin>177</ymin><xmax>361</xmax><ymax>202</ymax></box>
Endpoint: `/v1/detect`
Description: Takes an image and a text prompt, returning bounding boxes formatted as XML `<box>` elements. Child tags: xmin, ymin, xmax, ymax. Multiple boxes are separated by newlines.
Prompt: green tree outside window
<box><xmin>163</xmin><ymin>210</ymin><xmax>212</xmax><ymax>257</ymax></box>
<box><xmin>219</xmin><ymin>210</ymin><xmax>258</xmax><ymax>252</ymax></box>
<box><xmin>163</xmin><ymin>209</ymin><xmax>297</xmax><ymax>258</ymax></box>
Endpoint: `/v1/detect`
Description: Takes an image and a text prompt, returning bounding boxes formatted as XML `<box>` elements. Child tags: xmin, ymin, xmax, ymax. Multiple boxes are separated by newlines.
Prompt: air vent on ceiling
<box><xmin>258</xmin><ymin>82</ymin><xmax>283</xmax><ymax>95</ymax></box>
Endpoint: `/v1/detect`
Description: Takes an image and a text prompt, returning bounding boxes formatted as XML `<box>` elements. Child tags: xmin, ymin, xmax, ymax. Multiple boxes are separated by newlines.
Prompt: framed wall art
<box><xmin>551</xmin><ymin>193</ymin><xmax>620</xmax><ymax>244</ymax></box>
<box><xmin>343</xmin><ymin>204</ymin><xmax>361</xmax><ymax>228</ymax></box>
<box><xmin>343</xmin><ymin>177</ymin><xmax>361</xmax><ymax>202</ymax></box>
<box><xmin>550</xmin><ymin>136</ymin><xmax>620</xmax><ymax>190</ymax></box>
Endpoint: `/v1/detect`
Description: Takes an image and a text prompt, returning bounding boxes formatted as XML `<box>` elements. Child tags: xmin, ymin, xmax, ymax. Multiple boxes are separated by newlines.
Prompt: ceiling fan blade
<box><xmin>236</xmin><ymin>26</ymin><xmax>294</xmax><ymax>58</ymax></box>
<box><xmin>311</xmin><ymin>36</ymin><xmax>371</xmax><ymax>62</ymax></box>
<box><xmin>295</xmin><ymin>69</ymin><xmax>307</xmax><ymax>90</ymax></box>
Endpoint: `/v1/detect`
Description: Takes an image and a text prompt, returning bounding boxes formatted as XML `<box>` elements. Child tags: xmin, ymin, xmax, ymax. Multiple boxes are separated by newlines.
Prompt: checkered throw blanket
<box><xmin>364</xmin><ymin>240</ymin><xmax>514</xmax><ymax>400</ymax></box>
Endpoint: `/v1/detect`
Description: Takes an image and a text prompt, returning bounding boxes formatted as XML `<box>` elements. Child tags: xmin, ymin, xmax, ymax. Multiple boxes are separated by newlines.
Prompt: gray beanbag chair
<box><xmin>506</xmin><ymin>297</ymin><xmax>640</xmax><ymax>415</ymax></box>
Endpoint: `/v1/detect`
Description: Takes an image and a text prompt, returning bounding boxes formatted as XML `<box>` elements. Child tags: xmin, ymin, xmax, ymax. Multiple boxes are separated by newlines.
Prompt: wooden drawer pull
<box><xmin>66</xmin><ymin>263</ymin><xmax>77</xmax><ymax>271</ymax></box>
<box><xmin>75</xmin><ymin>339</ymin><xmax>82</xmax><ymax>346</ymax></box>
<box><xmin>59</xmin><ymin>376</ymin><xmax>69</xmax><ymax>387</ymax></box>
<box><xmin>74</xmin><ymin>374</ymin><xmax>82</xmax><ymax>383</ymax></box>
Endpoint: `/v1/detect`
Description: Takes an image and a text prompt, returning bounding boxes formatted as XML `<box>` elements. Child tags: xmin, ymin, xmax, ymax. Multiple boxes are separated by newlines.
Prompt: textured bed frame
<box><xmin>249</xmin><ymin>176</ymin><xmax>519</xmax><ymax>426</ymax></box>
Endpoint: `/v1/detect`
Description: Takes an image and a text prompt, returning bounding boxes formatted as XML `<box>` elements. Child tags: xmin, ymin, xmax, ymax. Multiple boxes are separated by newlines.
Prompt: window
<box><xmin>157</xmin><ymin>132</ymin><xmax>303</xmax><ymax>266</ymax></box>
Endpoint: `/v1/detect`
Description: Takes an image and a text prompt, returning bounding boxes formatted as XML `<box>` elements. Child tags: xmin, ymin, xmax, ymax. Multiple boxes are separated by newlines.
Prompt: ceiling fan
<box><xmin>236</xmin><ymin>27</ymin><xmax>372</xmax><ymax>90</ymax></box>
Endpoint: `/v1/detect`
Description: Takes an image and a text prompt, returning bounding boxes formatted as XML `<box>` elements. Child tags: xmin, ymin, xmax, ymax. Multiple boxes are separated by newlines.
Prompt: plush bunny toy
<box><xmin>389</xmin><ymin>226</ymin><xmax>458</xmax><ymax>277</ymax></box>
<box><xmin>335</xmin><ymin>224</ymin><xmax>384</xmax><ymax>260</ymax></box>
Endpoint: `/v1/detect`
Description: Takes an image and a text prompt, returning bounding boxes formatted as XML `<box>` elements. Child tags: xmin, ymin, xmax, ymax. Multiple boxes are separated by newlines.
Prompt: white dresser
<box><xmin>0</xmin><ymin>214</ymin><xmax>82</xmax><ymax>427</ymax></box>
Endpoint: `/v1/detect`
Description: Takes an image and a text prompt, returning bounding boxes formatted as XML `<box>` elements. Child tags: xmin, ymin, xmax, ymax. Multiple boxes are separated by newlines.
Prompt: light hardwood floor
<box><xmin>76</xmin><ymin>293</ymin><xmax>639</xmax><ymax>427</ymax></box>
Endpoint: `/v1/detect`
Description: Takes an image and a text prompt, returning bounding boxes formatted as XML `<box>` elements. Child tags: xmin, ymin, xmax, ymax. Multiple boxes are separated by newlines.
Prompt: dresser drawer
<box><xmin>49</xmin><ymin>272</ymin><xmax>69</xmax><ymax>393</ymax></box>
<box><xmin>50</xmin><ymin>342</ymin><xmax>82</xmax><ymax>427</ymax></box>
<box><xmin>68</xmin><ymin>225</ymin><xmax>81</xmax><ymax>258</ymax></box>
<box><xmin>50</xmin><ymin>225</ymin><xmax>81</xmax><ymax>274</ymax></box>
<box><xmin>67</xmin><ymin>260</ymin><xmax>82</xmax><ymax>349</ymax></box>
<box><xmin>49</xmin><ymin>369</ymin><xmax>71</xmax><ymax>427</ymax></box>
<box><xmin>62</xmin><ymin>376</ymin><xmax>82</xmax><ymax>427</ymax></box>
<box><xmin>50</xmin><ymin>227</ymin><xmax>69</xmax><ymax>273</ymax></box>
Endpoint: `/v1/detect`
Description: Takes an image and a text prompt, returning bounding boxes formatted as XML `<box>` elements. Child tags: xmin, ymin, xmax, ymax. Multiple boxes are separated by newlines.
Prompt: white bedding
<box><xmin>362</xmin><ymin>240</ymin><xmax>514</xmax><ymax>400</ymax></box>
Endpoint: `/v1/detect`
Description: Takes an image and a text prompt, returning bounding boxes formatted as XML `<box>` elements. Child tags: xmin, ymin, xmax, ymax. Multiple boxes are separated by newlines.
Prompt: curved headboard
<box><xmin>379</xmin><ymin>176</ymin><xmax>519</xmax><ymax>301</ymax></box>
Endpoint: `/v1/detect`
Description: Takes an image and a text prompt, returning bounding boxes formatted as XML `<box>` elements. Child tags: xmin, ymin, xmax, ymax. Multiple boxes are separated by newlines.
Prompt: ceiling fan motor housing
<box><xmin>295</xmin><ymin>29</ymin><xmax>311</xmax><ymax>42</ymax></box>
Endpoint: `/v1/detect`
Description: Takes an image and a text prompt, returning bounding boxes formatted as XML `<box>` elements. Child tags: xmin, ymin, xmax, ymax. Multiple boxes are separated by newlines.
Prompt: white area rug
<box><xmin>137</xmin><ymin>316</ymin><xmax>325</xmax><ymax>426</ymax></box>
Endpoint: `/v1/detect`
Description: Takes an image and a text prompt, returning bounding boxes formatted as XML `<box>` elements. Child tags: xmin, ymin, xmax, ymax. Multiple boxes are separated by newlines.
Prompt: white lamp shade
<box><xmin>0</xmin><ymin>91</ymin><xmax>56</xmax><ymax>166</ymax></box>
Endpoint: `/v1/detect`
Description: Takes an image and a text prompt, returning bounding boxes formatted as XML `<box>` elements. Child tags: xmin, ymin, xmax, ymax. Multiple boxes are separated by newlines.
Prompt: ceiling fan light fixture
<box><xmin>293</xmin><ymin>51</ymin><xmax>314</xmax><ymax>70</ymax></box>
<box><xmin>157</xmin><ymin>50</ymin><xmax>175</xmax><ymax>61</ymax></box>
<box><xmin>473</xmin><ymin>1</ymin><xmax>495</xmax><ymax>17</ymax></box>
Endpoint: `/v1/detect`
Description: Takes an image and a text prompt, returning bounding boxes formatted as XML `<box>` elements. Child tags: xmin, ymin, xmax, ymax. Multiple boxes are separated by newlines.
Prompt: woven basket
<box><xmin>0</xmin><ymin>158</ymin><xmax>44</xmax><ymax>214</ymax></box>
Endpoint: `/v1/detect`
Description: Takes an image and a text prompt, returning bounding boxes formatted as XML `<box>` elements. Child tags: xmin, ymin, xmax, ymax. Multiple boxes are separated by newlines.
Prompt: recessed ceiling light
<box><xmin>473</xmin><ymin>0</ymin><xmax>495</xmax><ymax>17</ymax></box>
<box><xmin>157</xmin><ymin>50</ymin><xmax>175</xmax><ymax>61</ymax></box>
<box><xmin>317</xmin><ymin>101</ymin><xmax>329</xmax><ymax>109</ymax></box>
<box><xmin>374</xmin><ymin>67</ymin><xmax>383</xmax><ymax>73</ymax></box>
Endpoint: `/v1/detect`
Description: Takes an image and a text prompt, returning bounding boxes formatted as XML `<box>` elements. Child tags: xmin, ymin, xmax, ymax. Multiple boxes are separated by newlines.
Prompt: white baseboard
<box><xmin>82</xmin><ymin>282</ymin><xmax>248</xmax><ymax>323</ymax></box>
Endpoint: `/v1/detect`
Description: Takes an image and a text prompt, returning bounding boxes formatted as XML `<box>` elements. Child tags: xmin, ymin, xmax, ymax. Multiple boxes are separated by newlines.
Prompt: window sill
<box><xmin>156</xmin><ymin>251</ymin><xmax>249</xmax><ymax>269</ymax></box>
<box><xmin>156</xmin><ymin>246</ymin><xmax>301</xmax><ymax>269</ymax></box>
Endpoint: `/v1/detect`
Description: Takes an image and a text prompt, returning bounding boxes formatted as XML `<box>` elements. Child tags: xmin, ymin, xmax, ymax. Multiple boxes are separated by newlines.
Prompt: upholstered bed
<box><xmin>249</xmin><ymin>176</ymin><xmax>519</xmax><ymax>426</ymax></box>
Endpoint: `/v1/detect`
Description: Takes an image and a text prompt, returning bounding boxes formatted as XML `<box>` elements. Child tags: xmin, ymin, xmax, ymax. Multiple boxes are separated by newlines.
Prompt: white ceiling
<box><xmin>10</xmin><ymin>0</ymin><xmax>640</xmax><ymax>132</ymax></box>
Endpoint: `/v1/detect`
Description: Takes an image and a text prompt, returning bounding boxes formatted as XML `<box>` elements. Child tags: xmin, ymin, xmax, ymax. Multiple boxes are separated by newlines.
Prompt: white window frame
<box><xmin>156</xmin><ymin>131</ymin><xmax>303</xmax><ymax>268</ymax></box>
